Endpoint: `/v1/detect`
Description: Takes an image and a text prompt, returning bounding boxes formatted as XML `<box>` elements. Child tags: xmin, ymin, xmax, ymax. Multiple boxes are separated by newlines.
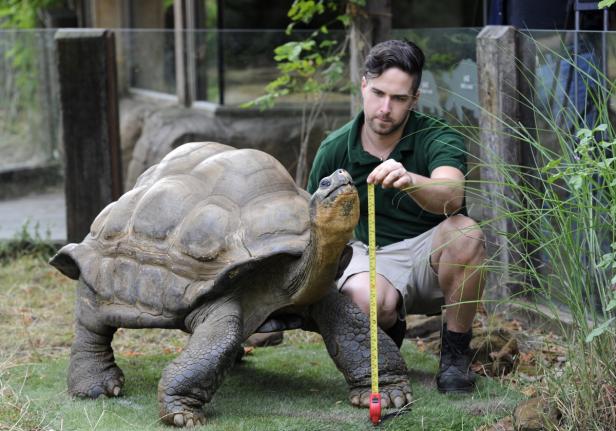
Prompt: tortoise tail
<box><xmin>49</xmin><ymin>243</ymin><xmax>81</xmax><ymax>280</ymax></box>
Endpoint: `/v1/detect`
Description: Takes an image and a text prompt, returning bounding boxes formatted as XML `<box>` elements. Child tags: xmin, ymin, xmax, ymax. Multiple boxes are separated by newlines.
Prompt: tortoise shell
<box><xmin>53</xmin><ymin>142</ymin><xmax>312</xmax><ymax>318</ymax></box>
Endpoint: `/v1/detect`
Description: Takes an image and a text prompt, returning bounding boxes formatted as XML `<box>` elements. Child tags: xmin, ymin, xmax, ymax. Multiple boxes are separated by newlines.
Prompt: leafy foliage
<box><xmin>244</xmin><ymin>0</ymin><xmax>358</xmax><ymax>110</ymax></box>
<box><xmin>0</xmin><ymin>0</ymin><xmax>63</xmax><ymax>29</ymax></box>
<box><xmin>598</xmin><ymin>0</ymin><xmax>616</xmax><ymax>9</ymax></box>
<box><xmin>243</xmin><ymin>0</ymin><xmax>365</xmax><ymax>187</ymax></box>
<box><xmin>1</xmin><ymin>0</ymin><xmax>63</xmax><ymax>144</ymax></box>
<box><xmin>538</xmin><ymin>123</ymin><xmax>616</xmax><ymax>341</ymax></box>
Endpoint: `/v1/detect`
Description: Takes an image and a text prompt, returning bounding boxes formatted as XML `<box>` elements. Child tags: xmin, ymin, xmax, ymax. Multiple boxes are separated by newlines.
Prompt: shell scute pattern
<box><xmin>93</xmin><ymin>186</ymin><xmax>147</xmax><ymax>241</ymax></box>
<box><xmin>95</xmin><ymin>257</ymin><xmax>115</xmax><ymax>301</ymax></box>
<box><xmin>242</xmin><ymin>192</ymin><xmax>309</xmax><ymax>257</ymax></box>
<box><xmin>111</xmin><ymin>256</ymin><xmax>138</xmax><ymax>305</ymax></box>
<box><xmin>54</xmin><ymin>143</ymin><xmax>313</xmax><ymax>314</ymax></box>
<box><xmin>134</xmin><ymin>264</ymin><xmax>167</xmax><ymax>313</ymax></box>
<box><xmin>135</xmin><ymin>142</ymin><xmax>234</xmax><ymax>189</ymax></box>
<box><xmin>131</xmin><ymin>175</ymin><xmax>206</xmax><ymax>242</ymax></box>
<box><xmin>191</xmin><ymin>150</ymin><xmax>298</xmax><ymax>208</ymax></box>
<box><xmin>176</xmin><ymin>199</ymin><xmax>239</xmax><ymax>263</ymax></box>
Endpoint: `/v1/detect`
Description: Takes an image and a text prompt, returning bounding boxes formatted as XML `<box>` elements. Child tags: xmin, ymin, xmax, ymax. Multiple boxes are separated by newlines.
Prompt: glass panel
<box><xmin>0</xmin><ymin>29</ymin><xmax>63</xmax><ymax>240</ymax></box>
<box><xmin>214</xmin><ymin>29</ymin><xmax>349</xmax><ymax>106</ymax></box>
<box><xmin>1</xmin><ymin>26</ymin><xmax>613</xmax><ymax>245</ymax></box>
<box><xmin>527</xmin><ymin>29</ymin><xmax>607</xmax><ymax>133</ymax></box>
<box><xmin>193</xmin><ymin>30</ymin><xmax>220</xmax><ymax>103</ymax></box>
<box><xmin>392</xmin><ymin>28</ymin><xmax>481</xmax><ymax>125</ymax></box>
<box><xmin>121</xmin><ymin>30</ymin><xmax>176</xmax><ymax>94</ymax></box>
<box><xmin>0</xmin><ymin>29</ymin><xmax>60</xmax><ymax>171</ymax></box>
<box><xmin>392</xmin><ymin>28</ymin><xmax>482</xmax><ymax>213</ymax></box>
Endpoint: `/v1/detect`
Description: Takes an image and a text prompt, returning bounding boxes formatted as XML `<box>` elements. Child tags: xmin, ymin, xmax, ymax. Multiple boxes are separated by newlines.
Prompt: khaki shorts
<box><xmin>336</xmin><ymin>226</ymin><xmax>444</xmax><ymax>316</ymax></box>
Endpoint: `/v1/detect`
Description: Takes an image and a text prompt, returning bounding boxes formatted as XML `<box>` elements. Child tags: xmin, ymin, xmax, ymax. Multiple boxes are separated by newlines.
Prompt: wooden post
<box><xmin>55</xmin><ymin>29</ymin><xmax>122</xmax><ymax>243</ymax></box>
<box><xmin>476</xmin><ymin>26</ymin><xmax>525</xmax><ymax>301</ymax></box>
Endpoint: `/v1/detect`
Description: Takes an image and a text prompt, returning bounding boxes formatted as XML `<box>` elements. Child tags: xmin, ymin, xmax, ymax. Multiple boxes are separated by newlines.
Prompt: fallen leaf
<box><xmin>471</xmin><ymin>362</ymin><xmax>489</xmax><ymax>376</ymax></box>
<box><xmin>517</xmin><ymin>351</ymin><xmax>534</xmax><ymax>364</ymax></box>
<box><xmin>521</xmin><ymin>385</ymin><xmax>538</xmax><ymax>398</ymax></box>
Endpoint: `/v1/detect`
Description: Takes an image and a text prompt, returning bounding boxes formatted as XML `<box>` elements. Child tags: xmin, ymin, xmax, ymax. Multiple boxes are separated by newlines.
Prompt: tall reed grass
<box><xmin>455</xmin><ymin>31</ymin><xmax>615</xmax><ymax>429</ymax></box>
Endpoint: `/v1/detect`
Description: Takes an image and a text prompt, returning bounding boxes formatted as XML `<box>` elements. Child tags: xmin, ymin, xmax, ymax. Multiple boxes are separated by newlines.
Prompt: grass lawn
<box><xmin>0</xmin><ymin>255</ymin><xmax>523</xmax><ymax>430</ymax></box>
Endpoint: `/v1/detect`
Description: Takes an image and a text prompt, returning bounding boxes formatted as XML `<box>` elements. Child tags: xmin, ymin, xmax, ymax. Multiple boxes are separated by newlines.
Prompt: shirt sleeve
<box><xmin>424</xmin><ymin>127</ymin><xmax>467</xmax><ymax>176</ymax></box>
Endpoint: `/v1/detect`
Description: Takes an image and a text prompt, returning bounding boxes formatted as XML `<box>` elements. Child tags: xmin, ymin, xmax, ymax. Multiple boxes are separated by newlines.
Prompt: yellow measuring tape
<box><xmin>367</xmin><ymin>183</ymin><xmax>381</xmax><ymax>424</ymax></box>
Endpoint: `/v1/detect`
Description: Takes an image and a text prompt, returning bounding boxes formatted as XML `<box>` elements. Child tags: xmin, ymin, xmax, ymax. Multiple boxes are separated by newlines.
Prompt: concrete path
<box><xmin>0</xmin><ymin>189</ymin><xmax>66</xmax><ymax>243</ymax></box>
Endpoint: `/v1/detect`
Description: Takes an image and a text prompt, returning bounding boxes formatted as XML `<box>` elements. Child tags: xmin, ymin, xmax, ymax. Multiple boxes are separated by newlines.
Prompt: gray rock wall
<box><xmin>119</xmin><ymin>98</ymin><xmax>350</xmax><ymax>190</ymax></box>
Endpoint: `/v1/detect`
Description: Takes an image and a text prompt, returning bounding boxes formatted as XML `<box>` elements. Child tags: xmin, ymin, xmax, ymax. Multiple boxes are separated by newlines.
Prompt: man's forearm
<box><xmin>406</xmin><ymin>172</ymin><xmax>464</xmax><ymax>215</ymax></box>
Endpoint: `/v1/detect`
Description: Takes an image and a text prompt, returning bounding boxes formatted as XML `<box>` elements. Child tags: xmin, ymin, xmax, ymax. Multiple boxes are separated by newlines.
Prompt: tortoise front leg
<box><xmin>306</xmin><ymin>289</ymin><xmax>412</xmax><ymax>409</ymax></box>
<box><xmin>158</xmin><ymin>300</ymin><xmax>243</xmax><ymax>428</ymax></box>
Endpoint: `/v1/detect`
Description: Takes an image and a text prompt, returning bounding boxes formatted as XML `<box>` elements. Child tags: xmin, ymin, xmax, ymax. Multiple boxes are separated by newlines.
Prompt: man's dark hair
<box><xmin>364</xmin><ymin>39</ymin><xmax>425</xmax><ymax>94</ymax></box>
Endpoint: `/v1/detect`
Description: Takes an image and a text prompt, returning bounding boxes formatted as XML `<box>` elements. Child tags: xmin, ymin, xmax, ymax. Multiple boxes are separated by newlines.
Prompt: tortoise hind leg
<box><xmin>158</xmin><ymin>299</ymin><xmax>242</xmax><ymax>428</ymax></box>
<box><xmin>68</xmin><ymin>279</ymin><xmax>124</xmax><ymax>398</ymax></box>
<box><xmin>68</xmin><ymin>321</ymin><xmax>124</xmax><ymax>398</ymax></box>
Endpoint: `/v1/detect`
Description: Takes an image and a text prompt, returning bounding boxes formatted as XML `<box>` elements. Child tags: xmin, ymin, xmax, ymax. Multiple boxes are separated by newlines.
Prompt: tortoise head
<box><xmin>309</xmin><ymin>169</ymin><xmax>359</xmax><ymax>242</ymax></box>
<box><xmin>288</xmin><ymin>170</ymin><xmax>359</xmax><ymax>305</ymax></box>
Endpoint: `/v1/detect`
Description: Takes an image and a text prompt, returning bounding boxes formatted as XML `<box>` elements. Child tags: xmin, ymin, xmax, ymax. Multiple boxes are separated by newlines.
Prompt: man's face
<box><xmin>361</xmin><ymin>67</ymin><xmax>419</xmax><ymax>136</ymax></box>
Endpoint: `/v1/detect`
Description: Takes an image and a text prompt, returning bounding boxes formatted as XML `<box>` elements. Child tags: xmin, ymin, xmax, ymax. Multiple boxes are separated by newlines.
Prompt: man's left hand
<box><xmin>366</xmin><ymin>159</ymin><xmax>413</xmax><ymax>189</ymax></box>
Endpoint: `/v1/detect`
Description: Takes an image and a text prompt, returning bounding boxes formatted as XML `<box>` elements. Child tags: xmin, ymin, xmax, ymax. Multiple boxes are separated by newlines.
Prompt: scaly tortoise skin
<box><xmin>50</xmin><ymin>142</ymin><xmax>411</xmax><ymax>427</ymax></box>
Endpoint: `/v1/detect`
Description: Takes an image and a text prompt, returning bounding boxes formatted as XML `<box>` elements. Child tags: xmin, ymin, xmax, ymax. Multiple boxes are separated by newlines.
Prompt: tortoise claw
<box><xmin>348</xmin><ymin>382</ymin><xmax>413</xmax><ymax>410</ymax></box>
<box><xmin>168</xmin><ymin>410</ymin><xmax>205</xmax><ymax>428</ymax></box>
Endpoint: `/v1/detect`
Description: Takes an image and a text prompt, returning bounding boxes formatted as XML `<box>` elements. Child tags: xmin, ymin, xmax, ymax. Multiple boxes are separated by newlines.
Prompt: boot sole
<box><xmin>437</xmin><ymin>385</ymin><xmax>474</xmax><ymax>394</ymax></box>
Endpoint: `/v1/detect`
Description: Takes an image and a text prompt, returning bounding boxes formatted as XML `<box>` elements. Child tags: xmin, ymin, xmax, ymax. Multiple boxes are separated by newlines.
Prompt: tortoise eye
<box><xmin>319</xmin><ymin>178</ymin><xmax>331</xmax><ymax>188</ymax></box>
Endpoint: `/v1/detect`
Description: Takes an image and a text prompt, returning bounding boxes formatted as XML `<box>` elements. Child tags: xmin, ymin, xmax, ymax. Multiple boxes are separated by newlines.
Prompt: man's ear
<box><xmin>410</xmin><ymin>90</ymin><xmax>421</xmax><ymax>110</ymax></box>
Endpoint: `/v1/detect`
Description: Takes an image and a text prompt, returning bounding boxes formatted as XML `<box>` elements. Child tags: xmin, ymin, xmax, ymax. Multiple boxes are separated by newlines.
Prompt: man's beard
<box><xmin>366</xmin><ymin>111</ymin><xmax>410</xmax><ymax>136</ymax></box>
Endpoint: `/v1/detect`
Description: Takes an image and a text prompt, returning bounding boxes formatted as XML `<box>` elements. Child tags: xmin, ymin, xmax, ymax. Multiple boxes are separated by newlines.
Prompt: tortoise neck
<box><xmin>289</xmin><ymin>224</ymin><xmax>348</xmax><ymax>305</ymax></box>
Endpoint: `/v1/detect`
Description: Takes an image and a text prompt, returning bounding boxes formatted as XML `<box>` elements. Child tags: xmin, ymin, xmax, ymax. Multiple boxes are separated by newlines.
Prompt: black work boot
<box><xmin>436</xmin><ymin>324</ymin><xmax>475</xmax><ymax>393</ymax></box>
<box><xmin>384</xmin><ymin>318</ymin><xmax>406</xmax><ymax>349</ymax></box>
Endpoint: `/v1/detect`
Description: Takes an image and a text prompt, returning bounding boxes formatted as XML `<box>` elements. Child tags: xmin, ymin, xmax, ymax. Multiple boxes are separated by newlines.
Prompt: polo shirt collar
<box><xmin>347</xmin><ymin>111</ymin><xmax>416</xmax><ymax>165</ymax></box>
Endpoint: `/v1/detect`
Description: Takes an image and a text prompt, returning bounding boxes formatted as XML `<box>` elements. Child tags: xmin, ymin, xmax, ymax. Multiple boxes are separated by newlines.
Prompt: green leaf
<box><xmin>320</xmin><ymin>25</ymin><xmax>328</xmax><ymax>34</ymax></box>
<box><xmin>597</xmin><ymin>157</ymin><xmax>616</xmax><ymax>169</ymax></box>
<box><xmin>290</xmin><ymin>44</ymin><xmax>303</xmax><ymax>60</ymax></box>
<box><xmin>598</xmin><ymin>0</ymin><xmax>616</xmax><ymax>9</ymax></box>
<box><xmin>611</xmin><ymin>273</ymin><xmax>616</xmax><ymax>285</ymax></box>
<box><xmin>595</xmin><ymin>123</ymin><xmax>608</xmax><ymax>132</ymax></box>
<box><xmin>547</xmin><ymin>172</ymin><xmax>563</xmax><ymax>184</ymax></box>
<box><xmin>576</xmin><ymin>128</ymin><xmax>592</xmax><ymax>139</ymax></box>
<box><xmin>597</xmin><ymin>253</ymin><xmax>614</xmax><ymax>269</ymax></box>
<box><xmin>337</xmin><ymin>14</ymin><xmax>351</xmax><ymax>26</ymax></box>
<box><xmin>586</xmin><ymin>317</ymin><xmax>615</xmax><ymax>342</ymax></box>
<box><xmin>568</xmin><ymin>175</ymin><xmax>584</xmax><ymax>190</ymax></box>
<box><xmin>607</xmin><ymin>298</ymin><xmax>616</xmax><ymax>312</ymax></box>
<box><xmin>541</xmin><ymin>157</ymin><xmax>562</xmax><ymax>173</ymax></box>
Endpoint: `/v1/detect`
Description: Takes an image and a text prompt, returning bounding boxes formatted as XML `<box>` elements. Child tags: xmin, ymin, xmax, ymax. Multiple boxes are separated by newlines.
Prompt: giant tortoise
<box><xmin>50</xmin><ymin>142</ymin><xmax>411</xmax><ymax>427</ymax></box>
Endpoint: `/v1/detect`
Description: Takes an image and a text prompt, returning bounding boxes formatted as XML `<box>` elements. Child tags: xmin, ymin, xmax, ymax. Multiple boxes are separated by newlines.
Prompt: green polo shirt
<box><xmin>307</xmin><ymin>111</ymin><xmax>466</xmax><ymax>247</ymax></box>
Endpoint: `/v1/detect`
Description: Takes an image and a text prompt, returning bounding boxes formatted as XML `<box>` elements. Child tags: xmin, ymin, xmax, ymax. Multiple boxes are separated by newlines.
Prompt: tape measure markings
<box><xmin>367</xmin><ymin>183</ymin><xmax>379</xmax><ymax>395</ymax></box>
